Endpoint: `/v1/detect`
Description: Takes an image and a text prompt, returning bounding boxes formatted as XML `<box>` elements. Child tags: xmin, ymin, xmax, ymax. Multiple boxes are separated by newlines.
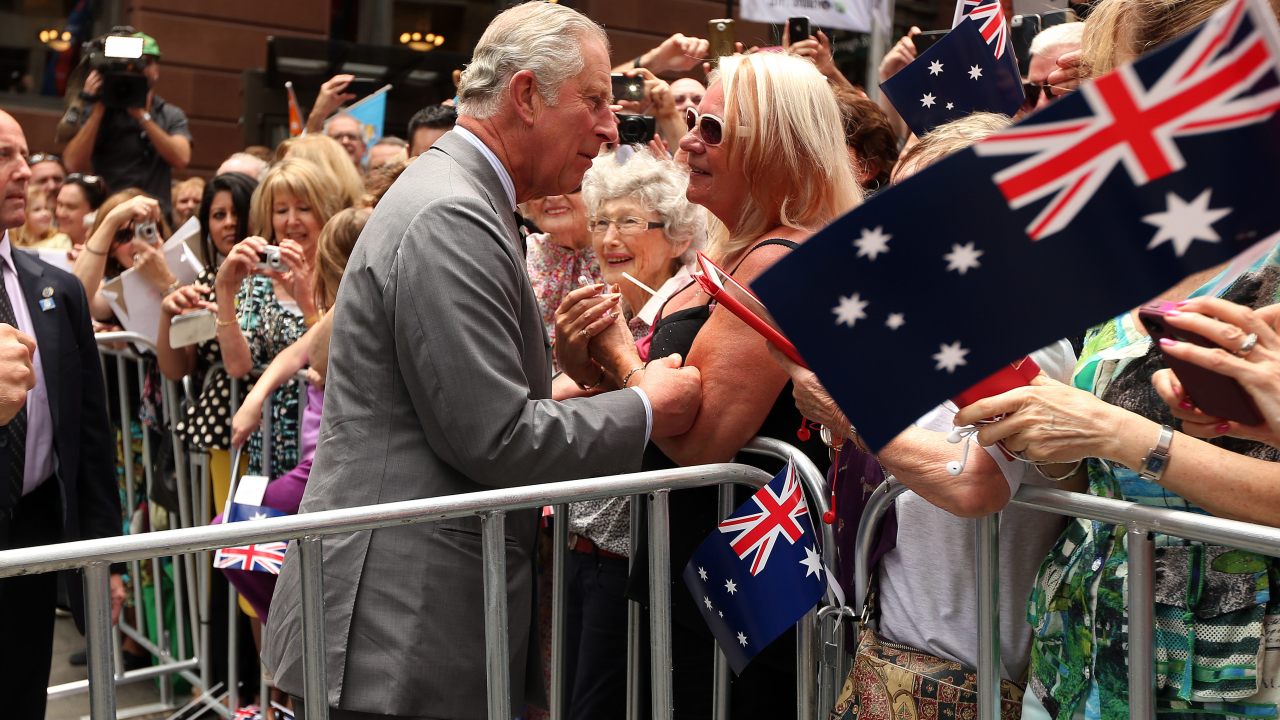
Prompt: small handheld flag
<box><xmin>285</xmin><ymin>81</ymin><xmax>303</xmax><ymax>137</ymax></box>
<box><xmin>215</xmin><ymin>477</ymin><xmax>289</xmax><ymax>574</ymax></box>
<box><xmin>753</xmin><ymin>0</ymin><xmax>1280</xmax><ymax>451</ymax></box>
<box><xmin>682</xmin><ymin>462</ymin><xmax>828</xmax><ymax>674</ymax></box>
<box><xmin>341</xmin><ymin>84</ymin><xmax>392</xmax><ymax>161</ymax></box>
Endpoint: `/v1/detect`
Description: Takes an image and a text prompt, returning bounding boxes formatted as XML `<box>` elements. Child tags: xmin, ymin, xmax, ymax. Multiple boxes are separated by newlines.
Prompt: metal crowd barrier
<box><xmin>7</xmin><ymin>464</ymin><xmax>784</xmax><ymax>720</ymax></box>
<box><xmin>853</xmin><ymin>478</ymin><xmax>1280</xmax><ymax>720</ymax></box>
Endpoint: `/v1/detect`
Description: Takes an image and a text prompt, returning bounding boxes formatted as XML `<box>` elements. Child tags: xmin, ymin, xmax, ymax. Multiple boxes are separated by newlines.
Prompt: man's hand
<box><xmin>643</xmin><ymin>33</ymin><xmax>711</xmax><ymax>74</ymax></box>
<box><xmin>126</xmin><ymin>94</ymin><xmax>153</xmax><ymax>122</ymax></box>
<box><xmin>0</xmin><ymin>324</ymin><xmax>36</xmax><ymax>425</ymax></box>
<box><xmin>635</xmin><ymin>353</ymin><xmax>702</xmax><ymax>438</ymax></box>
<box><xmin>307</xmin><ymin>74</ymin><xmax>357</xmax><ymax>133</ymax></box>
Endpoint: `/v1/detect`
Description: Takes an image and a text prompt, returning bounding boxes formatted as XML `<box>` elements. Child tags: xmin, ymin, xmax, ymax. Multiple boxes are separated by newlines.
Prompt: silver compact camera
<box><xmin>134</xmin><ymin>220</ymin><xmax>159</xmax><ymax>245</ymax></box>
<box><xmin>256</xmin><ymin>246</ymin><xmax>285</xmax><ymax>273</ymax></box>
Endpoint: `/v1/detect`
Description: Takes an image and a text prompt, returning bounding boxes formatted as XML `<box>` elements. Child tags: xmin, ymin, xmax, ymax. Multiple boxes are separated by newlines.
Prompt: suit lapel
<box><xmin>12</xmin><ymin>250</ymin><xmax>61</xmax><ymax>435</ymax></box>
<box><xmin>434</xmin><ymin>132</ymin><xmax>524</xmax><ymax>260</ymax></box>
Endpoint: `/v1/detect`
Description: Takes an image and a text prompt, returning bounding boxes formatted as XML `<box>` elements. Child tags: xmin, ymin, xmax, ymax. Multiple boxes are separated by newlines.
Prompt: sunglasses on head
<box><xmin>66</xmin><ymin>172</ymin><xmax>104</xmax><ymax>187</ymax></box>
<box><xmin>28</xmin><ymin>153</ymin><xmax>62</xmax><ymax>166</ymax></box>
<box><xmin>1022</xmin><ymin>81</ymin><xmax>1057</xmax><ymax>108</ymax></box>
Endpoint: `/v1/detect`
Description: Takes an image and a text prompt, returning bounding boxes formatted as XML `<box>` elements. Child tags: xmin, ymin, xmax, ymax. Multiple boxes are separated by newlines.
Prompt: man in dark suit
<box><xmin>0</xmin><ymin>108</ymin><xmax>124</xmax><ymax>719</ymax></box>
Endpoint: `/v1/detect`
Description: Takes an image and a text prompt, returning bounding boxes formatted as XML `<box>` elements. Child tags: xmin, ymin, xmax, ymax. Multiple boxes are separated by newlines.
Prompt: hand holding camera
<box><xmin>216</xmin><ymin>236</ymin><xmax>270</xmax><ymax>294</ymax></box>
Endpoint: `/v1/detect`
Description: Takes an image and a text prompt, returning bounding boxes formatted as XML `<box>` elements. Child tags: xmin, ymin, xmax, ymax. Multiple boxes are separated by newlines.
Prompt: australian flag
<box><xmin>682</xmin><ymin>462</ymin><xmax>828</xmax><ymax>674</ymax></box>
<box><xmin>753</xmin><ymin>0</ymin><xmax>1280</xmax><ymax>451</ymax></box>
<box><xmin>882</xmin><ymin>18</ymin><xmax>1024</xmax><ymax>137</ymax></box>
<box><xmin>214</xmin><ymin>501</ymin><xmax>288</xmax><ymax>574</ymax></box>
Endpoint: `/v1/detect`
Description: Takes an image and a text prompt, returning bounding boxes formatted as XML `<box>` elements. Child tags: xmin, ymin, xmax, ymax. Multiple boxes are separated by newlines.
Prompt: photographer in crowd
<box><xmin>62</xmin><ymin>31</ymin><xmax>192</xmax><ymax>220</ymax></box>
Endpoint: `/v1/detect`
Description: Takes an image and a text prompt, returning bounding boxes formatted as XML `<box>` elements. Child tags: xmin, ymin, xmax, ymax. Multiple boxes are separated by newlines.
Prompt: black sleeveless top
<box><xmin>629</xmin><ymin>239</ymin><xmax>827</xmax><ymax>709</ymax></box>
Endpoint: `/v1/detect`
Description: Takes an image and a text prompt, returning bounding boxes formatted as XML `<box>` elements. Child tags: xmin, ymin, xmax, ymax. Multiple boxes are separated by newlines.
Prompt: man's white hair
<box><xmin>457</xmin><ymin>1</ymin><xmax>609</xmax><ymax>119</ymax></box>
<box><xmin>1030</xmin><ymin>21</ymin><xmax>1085</xmax><ymax>57</ymax></box>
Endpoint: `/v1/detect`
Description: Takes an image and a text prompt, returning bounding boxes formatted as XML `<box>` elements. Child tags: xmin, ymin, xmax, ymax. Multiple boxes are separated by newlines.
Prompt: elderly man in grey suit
<box><xmin>263</xmin><ymin>3</ymin><xmax>701</xmax><ymax>718</ymax></box>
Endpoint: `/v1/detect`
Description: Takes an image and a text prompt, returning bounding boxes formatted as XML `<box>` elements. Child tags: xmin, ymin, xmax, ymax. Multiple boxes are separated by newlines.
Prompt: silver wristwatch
<box><xmin>1137</xmin><ymin>425</ymin><xmax>1174</xmax><ymax>482</ymax></box>
<box><xmin>140</xmin><ymin>112</ymin><xmax>153</xmax><ymax>124</ymax></box>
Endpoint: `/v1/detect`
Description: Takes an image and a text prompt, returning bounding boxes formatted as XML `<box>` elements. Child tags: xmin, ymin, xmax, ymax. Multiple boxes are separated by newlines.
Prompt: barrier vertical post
<box><xmin>626</xmin><ymin>495</ymin><xmax>643</xmax><ymax>720</ymax></box>
<box><xmin>550</xmin><ymin>503</ymin><xmax>569</xmax><ymax>720</ymax></box>
<box><xmin>797</xmin><ymin>608</ymin><xmax>819</xmax><ymax>720</ymax></box>
<box><xmin>1127</xmin><ymin>525</ymin><xmax>1155</xmax><ymax>719</ymax></box>
<box><xmin>299</xmin><ymin>534</ymin><xmax>329</xmax><ymax>720</ymax></box>
<box><xmin>712</xmin><ymin>484</ymin><xmax>733</xmax><ymax>720</ymax></box>
<box><xmin>648</xmin><ymin>489</ymin><xmax>674</xmax><ymax>720</ymax></box>
<box><xmin>85</xmin><ymin>562</ymin><xmax>117</xmax><ymax>720</ymax></box>
<box><xmin>975</xmin><ymin>513</ymin><xmax>1001</xmax><ymax>720</ymax></box>
<box><xmin>481</xmin><ymin>511</ymin><xmax>512</xmax><ymax>720</ymax></box>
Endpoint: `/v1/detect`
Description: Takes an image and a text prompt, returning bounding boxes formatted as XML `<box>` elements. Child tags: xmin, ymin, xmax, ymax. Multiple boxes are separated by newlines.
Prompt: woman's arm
<box><xmin>72</xmin><ymin>195</ymin><xmax>161</xmax><ymax>321</ymax></box>
<box><xmin>154</xmin><ymin>284</ymin><xmax>209</xmax><ymax>380</ymax></box>
<box><xmin>305</xmin><ymin>311</ymin><xmax>333</xmax><ymax>384</ymax></box>
<box><xmin>956</xmin><ymin>376</ymin><xmax>1280</xmax><ymax>525</ymax></box>
<box><xmin>229</xmin><ymin>325</ymin><xmax>315</xmax><ymax>447</ymax></box>
<box><xmin>214</xmin><ymin>238</ymin><xmax>268</xmax><ymax>378</ymax></box>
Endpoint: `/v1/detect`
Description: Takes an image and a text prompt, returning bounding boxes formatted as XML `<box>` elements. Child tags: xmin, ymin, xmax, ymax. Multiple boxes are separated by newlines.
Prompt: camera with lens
<box><xmin>134</xmin><ymin>221</ymin><xmax>159</xmax><ymax>245</ymax></box>
<box><xmin>257</xmin><ymin>246</ymin><xmax>286</xmax><ymax>273</ymax></box>
<box><xmin>83</xmin><ymin>28</ymin><xmax>151</xmax><ymax>109</ymax></box>
<box><xmin>616</xmin><ymin>114</ymin><xmax>656</xmax><ymax>145</ymax></box>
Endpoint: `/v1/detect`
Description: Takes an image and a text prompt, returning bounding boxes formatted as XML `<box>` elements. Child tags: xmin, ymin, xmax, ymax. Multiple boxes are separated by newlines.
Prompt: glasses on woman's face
<box><xmin>588</xmin><ymin>216</ymin><xmax>665</xmax><ymax>236</ymax></box>
<box><xmin>685</xmin><ymin>107</ymin><xmax>727</xmax><ymax>146</ymax></box>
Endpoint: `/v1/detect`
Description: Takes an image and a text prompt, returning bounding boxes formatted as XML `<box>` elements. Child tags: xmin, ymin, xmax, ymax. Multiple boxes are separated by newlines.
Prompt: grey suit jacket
<box><xmin>263</xmin><ymin>131</ymin><xmax>649</xmax><ymax>719</ymax></box>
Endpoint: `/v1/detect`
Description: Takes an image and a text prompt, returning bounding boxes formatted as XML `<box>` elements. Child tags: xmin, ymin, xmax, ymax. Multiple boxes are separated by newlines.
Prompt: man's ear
<box><xmin>508</xmin><ymin>69</ymin><xmax>540</xmax><ymax>126</ymax></box>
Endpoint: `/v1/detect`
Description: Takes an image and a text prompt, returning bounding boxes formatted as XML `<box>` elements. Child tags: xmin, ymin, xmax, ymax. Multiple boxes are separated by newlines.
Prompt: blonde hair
<box><xmin>709</xmin><ymin>53</ymin><xmax>861</xmax><ymax>261</ymax></box>
<box><xmin>283</xmin><ymin>134</ymin><xmax>365</xmax><ymax>208</ymax></box>
<box><xmin>12</xmin><ymin>186</ymin><xmax>56</xmax><ymax>246</ymax></box>
<box><xmin>313</xmin><ymin>207</ymin><xmax>371</xmax><ymax>311</ymax></box>
<box><xmin>1080</xmin><ymin>0</ymin><xmax>1278</xmax><ymax>76</ymax></box>
<box><xmin>171</xmin><ymin>176</ymin><xmax>205</xmax><ymax>204</ymax></box>
<box><xmin>457</xmin><ymin>1</ymin><xmax>609</xmax><ymax>119</ymax></box>
<box><xmin>249</xmin><ymin>158</ymin><xmax>346</xmax><ymax>242</ymax></box>
<box><xmin>892</xmin><ymin>112</ymin><xmax>1012</xmax><ymax>182</ymax></box>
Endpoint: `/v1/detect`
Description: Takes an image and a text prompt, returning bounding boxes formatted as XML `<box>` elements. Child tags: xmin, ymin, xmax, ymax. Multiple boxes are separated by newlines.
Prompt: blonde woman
<box><xmin>556</xmin><ymin>51</ymin><xmax>860</xmax><ymax>716</ymax></box>
<box><xmin>213</xmin><ymin>157</ymin><xmax>347</xmax><ymax>479</ymax></box>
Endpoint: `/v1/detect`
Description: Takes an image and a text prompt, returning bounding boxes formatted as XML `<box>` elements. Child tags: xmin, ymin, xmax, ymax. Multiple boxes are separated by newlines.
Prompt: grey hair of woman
<box><xmin>581</xmin><ymin>149</ymin><xmax>708</xmax><ymax>267</ymax></box>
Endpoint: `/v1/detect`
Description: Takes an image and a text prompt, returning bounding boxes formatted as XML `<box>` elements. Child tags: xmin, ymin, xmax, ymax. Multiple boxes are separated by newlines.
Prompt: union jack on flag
<box><xmin>953</xmin><ymin>0</ymin><xmax>1010</xmax><ymax>58</ymax></box>
<box><xmin>976</xmin><ymin>0</ymin><xmax>1280</xmax><ymax>240</ymax></box>
<box><xmin>717</xmin><ymin>463</ymin><xmax>808</xmax><ymax>576</ymax></box>
<box><xmin>753</xmin><ymin>0</ymin><xmax>1280</xmax><ymax>451</ymax></box>
<box><xmin>214</xmin><ymin>542</ymin><xmax>288</xmax><ymax>574</ymax></box>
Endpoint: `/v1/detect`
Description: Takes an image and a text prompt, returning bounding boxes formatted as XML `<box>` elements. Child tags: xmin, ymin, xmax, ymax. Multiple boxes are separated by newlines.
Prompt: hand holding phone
<box><xmin>911</xmin><ymin>29</ymin><xmax>949</xmax><ymax>54</ymax></box>
<box><xmin>786</xmin><ymin>16</ymin><xmax>812</xmax><ymax>44</ymax></box>
<box><xmin>708</xmin><ymin>19</ymin><xmax>736</xmax><ymax>58</ymax></box>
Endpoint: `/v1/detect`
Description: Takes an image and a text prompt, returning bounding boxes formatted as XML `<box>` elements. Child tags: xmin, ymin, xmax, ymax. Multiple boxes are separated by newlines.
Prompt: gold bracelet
<box><xmin>216</xmin><ymin>316</ymin><xmax>239</xmax><ymax>329</ymax></box>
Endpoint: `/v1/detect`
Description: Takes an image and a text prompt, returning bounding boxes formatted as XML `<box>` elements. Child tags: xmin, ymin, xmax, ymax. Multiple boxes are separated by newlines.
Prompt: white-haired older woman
<box><xmin>557</xmin><ymin>51</ymin><xmax>860</xmax><ymax>715</ymax></box>
<box><xmin>551</xmin><ymin>148</ymin><xmax>705</xmax><ymax>719</ymax></box>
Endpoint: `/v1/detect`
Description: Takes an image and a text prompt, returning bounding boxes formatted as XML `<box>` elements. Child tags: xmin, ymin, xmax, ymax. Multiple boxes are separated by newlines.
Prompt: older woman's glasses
<box><xmin>588</xmin><ymin>216</ymin><xmax>665</xmax><ymax>236</ymax></box>
<box><xmin>685</xmin><ymin>107</ymin><xmax>727</xmax><ymax>146</ymax></box>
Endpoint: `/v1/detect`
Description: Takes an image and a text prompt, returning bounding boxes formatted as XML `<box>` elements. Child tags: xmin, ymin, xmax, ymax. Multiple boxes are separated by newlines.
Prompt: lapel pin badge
<box><xmin>41</xmin><ymin>286</ymin><xmax>54</xmax><ymax>298</ymax></box>
<box><xmin>39</xmin><ymin>294</ymin><xmax>56</xmax><ymax>311</ymax></box>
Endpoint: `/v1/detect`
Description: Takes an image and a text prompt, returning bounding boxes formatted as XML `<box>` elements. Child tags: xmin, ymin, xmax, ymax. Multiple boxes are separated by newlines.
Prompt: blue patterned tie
<box><xmin>0</xmin><ymin>280</ymin><xmax>25</xmax><ymax>506</ymax></box>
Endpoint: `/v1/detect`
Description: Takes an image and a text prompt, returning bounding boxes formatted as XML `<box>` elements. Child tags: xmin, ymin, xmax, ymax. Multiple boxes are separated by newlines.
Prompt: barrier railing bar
<box><xmin>482</xmin><ymin>512</ymin><xmax>512</xmax><ymax>720</ymax></box>
<box><xmin>711</xmin><ymin>484</ymin><xmax>734</xmax><ymax>720</ymax></box>
<box><xmin>47</xmin><ymin>658</ymin><xmax>200</xmax><ymax>699</ymax></box>
<box><xmin>852</xmin><ymin>479</ymin><xmax>908</xmax><ymax>615</ymax></box>
<box><xmin>550</xmin><ymin>502</ymin><xmax>569</xmax><ymax>720</ymax></box>
<box><xmin>86</xmin><ymin>561</ymin><xmax>117</xmax><ymax>719</ymax></box>
<box><xmin>975</xmin><ymin>513</ymin><xmax>1001</xmax><ymax>720</ymax></box>
<box><xmin>299</xmin><ymin>534</ymin><xmax>328</xmax><ymax>720</ymax></box>
<box><xmin>797</xmin><ymin>607</ymin><xmax>819</xmax><ymax>720</ymax></box>
<box><xmin>648</xmin><ymin>489</ymin><xmax>675</xmax><ymax>720</ymax></box>
<box><xmin>0</xmin><ymin>465</ymin><xmax>769</xmax><ymax>576</ymax></box>
<box><xmin>1126</xmin><ymin>524</ymin><xmax>1155</xmax><ymax>720</ymax></box>
<box><xmin>625</xmin><ymin>493</ymin><xmax>642</xmax><ymax>720</ymax></box>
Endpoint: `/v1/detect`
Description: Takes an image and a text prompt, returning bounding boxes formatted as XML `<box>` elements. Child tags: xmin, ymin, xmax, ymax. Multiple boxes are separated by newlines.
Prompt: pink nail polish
<box><xmin>1179</xmin><ymin>400</ymin><xmax>1193</xmax><ymax>409</ymax></box>
<box><xmin>1217</xmin><ymin>422</ymin><xmax>1231</xmax><ymax>433</ymax></box>
<box><xmin>1166</xmin><ymin>310</ymin><xmax>1181</xmax><ymax>317</ymax></box>
<box><xmin>1175</xmin><ymin>300</ymin><xmax>1189</xmax><ymax>307</ymax></box>
<box><xmin>1159</xmin><ymin>337</ymin><xmax>1177</xmax><ymax>347</ymax></box>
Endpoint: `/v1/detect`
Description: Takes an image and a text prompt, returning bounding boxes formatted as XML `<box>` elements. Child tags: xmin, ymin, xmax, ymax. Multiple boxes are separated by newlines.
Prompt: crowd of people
<box><xmin>0</xmin><ymin>1</ymin><xmax>1277</xmax><ymax>719</ymax></box>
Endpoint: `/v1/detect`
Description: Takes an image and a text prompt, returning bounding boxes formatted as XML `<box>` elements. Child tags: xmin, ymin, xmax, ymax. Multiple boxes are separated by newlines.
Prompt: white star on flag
<box><xmin>968</xmin><ymin>64</ymin><xmax>983</xmax><ymax>80</ymax></box>
<box><xmin>886</xmin><ymin>313</ymin><xmax>905</xmax><ymax>330</ymax></box>
<box><xmin>934</xmin><ymin>341</ymin><xmax>970</xmax><ymax>373</ymax></box>
<box><xmin>1142</xmin><ymin>189</ymin><xmax>1231</xmax><ymax>257</ymax></box>
<box><xmin>946</xmin><ymin>102</ymin><xmax>955</xmax><ymax>110</ymax></box>
<box><xmin>250</xmin><ymin>512</ymin><xmax>267</xmax><ymax>521</ymax></box>
<box><xmin>697</xmin><ymin>566</ymin><xmax>708</xmax><ymax>581</ymax></box>
<box><xmin>928</xmin><ymin>60</ymin><xmax>944</xmax><ymax>75</ymax></box>
<box><xmin>920</xmin><ymin>92</ymin><xmax>937</xmax><ymax>108</ymax></box>
<box><xmin>944</xmin><ymin>242</ymin><xmax>984</xmax><ymax>274</ymax></box>
<box><xmin>724</xmin><ymin>579</ymin><xmax>738</xmax><ymax>595</ymax></box>
<box><xmin>832</xmin><ymin>293</ymin><xmax>869</xmax><ymax>328</ymax></box>
<box><xmin>718</xmin><ymin>611</ymin><xmax>723</xmax><ymax>618</ymax></box>
<box><xmin>737</xmin><ymin>631</ymin><xmax>749</xmax><ymax>647</ymax></box>
<box><xmin>800</xmin><ymin>546</ymin><xmax>824</xmax><ymax>579</ymax></box>
<box><xmin>704</xmin><ymin>596</ymin><xmax>713</xmax><ymax>609</ymax></box>
<box><xmin>854</xmin><ymin>226</ymin><xmax>891</xmax><ymax>260</ymax></box>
